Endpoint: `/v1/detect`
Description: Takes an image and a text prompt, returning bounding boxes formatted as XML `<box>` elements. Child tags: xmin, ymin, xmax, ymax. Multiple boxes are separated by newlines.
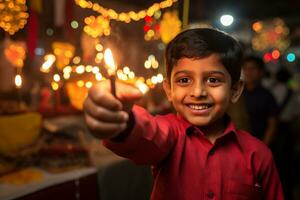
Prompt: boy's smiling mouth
<box><xmin>188</xmin><ymin>104</ymin><xmax>210</xmax><ymax>110</ymax></box>
<box><xmin>186</xmin><ymin>103</ymin><xmax>212</xmax><ymax>111</ymax></box>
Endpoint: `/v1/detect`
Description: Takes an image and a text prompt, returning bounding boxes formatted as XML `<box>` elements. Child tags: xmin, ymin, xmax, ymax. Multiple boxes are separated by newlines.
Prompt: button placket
<box><xmin>208</xmin><ymin>149</ymin><xmax>215</xmax><ymax>156</ymax></box>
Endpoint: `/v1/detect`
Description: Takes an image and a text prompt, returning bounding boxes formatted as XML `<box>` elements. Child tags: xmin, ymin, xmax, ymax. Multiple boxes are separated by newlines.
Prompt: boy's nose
<box><xmin>190</xmin><ymin>83</ymin><xmax>207</xmax><ymax>98</ymax></box>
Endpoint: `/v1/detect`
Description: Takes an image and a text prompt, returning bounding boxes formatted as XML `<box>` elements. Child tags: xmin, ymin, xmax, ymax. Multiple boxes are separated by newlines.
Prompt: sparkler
<box><xmin>104</xmin><ymin>48</ymin><xmax>117</xmax><ymax>96</ymax></box>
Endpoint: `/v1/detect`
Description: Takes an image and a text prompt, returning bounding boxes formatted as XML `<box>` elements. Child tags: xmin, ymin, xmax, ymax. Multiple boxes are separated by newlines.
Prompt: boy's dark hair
<box><xmin>165</xmin><ymin>28</ymin><xmax>243</xmax><ymax>85</ymax></box>
<box><xmin>242</xmin><ymin>55</ymin><xmax>265</xmax><ymax>70</ymax></box>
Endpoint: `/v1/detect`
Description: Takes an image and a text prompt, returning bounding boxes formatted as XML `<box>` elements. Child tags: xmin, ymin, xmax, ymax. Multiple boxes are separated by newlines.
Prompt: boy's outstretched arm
<box><xmin>83</xmin><ymin>80</ymin><xmax>143</xmax><ymax>139</ymax></box>
<box><xmin>84</xmin><ymin>80</ymin><xmax>176</xmax><ymax>165</ymax></box>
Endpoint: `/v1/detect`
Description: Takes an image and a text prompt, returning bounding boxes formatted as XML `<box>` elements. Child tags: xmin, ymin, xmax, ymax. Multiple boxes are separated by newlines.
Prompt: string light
<box><xmin>252</xmin><ymin>21</ymin><xmax>263</xmax><ymax>33</ymax></box>
<box><xmin>144</xmin><ymin>55</ymin><xmax>160</xmax><ymax>69</ymax></box>
<box><xmin>286</xmin><ymin>53</ymin><xmax>296</xmax><ymax>63</ymax></box>
<box><xmin>51</xmin><ymin>82</ymin><xmax>59</xmax><ymax>90</ymax></box>
<box><xmin>252</xmin><ymin>18</ymin><xmax>290</xmax><ymax>52</ymax></box>
<box><xmin>75</xmin><ymin>0</ymin><xmax>177</xmax><ymax>23</ymax></box>
<box><xmin>72</xmin><ymin>56</ymin><xmax>81</xmax><ymax>64</ymax></box>
<box><xmin>15</xmin><ymin>74</ymin><xmax>22</xmax><ymax>88</ymax></box>
<box><xmin>41</xmin><ymin>54</ymin><xmax>56</xmax><ymax>73</ymax></box>
<box><xmin>52</xmin><ymin>42</ymin><xmax>75</xmax><ymax>69</ymax></box>
<box><xmin>71</xmin><ymin>20</ymin><xmax>79</xmax><ymax>29</ymax></box>
<box><xmin>84</xmin><ymin>15</ymin><xmax>110</xmax><ymax>38</ymax></box>
<box><xmin>0</xmin><ymin>0</ymin><xmax>29</xmax><ymax>35</ymax></box>
<box><xmin>144</xmin><ymin>11</ymin><xmax>161</xmax><ymax>41</ymax></box>
<box><xmin>53</xmin><ymin>74</ymin><xmax>61</xmax><ymax>82</ymax></box>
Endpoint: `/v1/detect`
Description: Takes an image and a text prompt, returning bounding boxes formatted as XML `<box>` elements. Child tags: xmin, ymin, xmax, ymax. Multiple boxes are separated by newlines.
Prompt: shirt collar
<box><xmin>176</xmin><ymin>113</ymin><xmax>240</xmax><ymax>143</ymax></box>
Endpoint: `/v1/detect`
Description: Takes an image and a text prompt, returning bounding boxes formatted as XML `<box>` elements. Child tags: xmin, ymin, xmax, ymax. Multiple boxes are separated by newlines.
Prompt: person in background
<box><xmin>84</xmin><ymin>28</ymin><xmax>284</xmax><ymax>200</ymax></box>
<box><xmin>272</xmin><ymin>68</ymin><xmax>293</xmax><ymax>113</ymax></box>
<box><xmin>242</xmin><ymin>55</ymin><xmax>279</xmax><ymax>145</ymax></box>
<box><xmin>272</xmin><ymin>67</ymin><xmax>294</xmax><ymax>200</ymax></box>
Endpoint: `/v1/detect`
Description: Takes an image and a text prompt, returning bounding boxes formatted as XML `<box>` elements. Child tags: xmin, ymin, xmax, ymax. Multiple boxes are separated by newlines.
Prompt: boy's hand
<box><xmin>83</xmin><ymin>80</ymin><xmax>143</xmax><ymax>139</ymax></box>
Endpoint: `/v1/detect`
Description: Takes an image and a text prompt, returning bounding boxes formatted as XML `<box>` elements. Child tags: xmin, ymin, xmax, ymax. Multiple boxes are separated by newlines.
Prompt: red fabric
<box><xmin>103</xmin><ymin>105</ymin><xmax>284</xmax><ymax>200</ymax></box>
<box><xmin>26</xmin><ymin>9</ymin><xmax>38</xmax><ymax>59</ymax></box>
<box><xmin>64</xmin><ymin>0</ymin><xmax>74</xmax><ymax>39</ymax></box>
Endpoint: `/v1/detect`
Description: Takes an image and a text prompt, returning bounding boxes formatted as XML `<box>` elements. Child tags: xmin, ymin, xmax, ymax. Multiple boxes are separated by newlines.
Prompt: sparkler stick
<box><xmin>104</xmin><ymin>48</ymin><xmax>117</xmax><ymax>96</ymax></box>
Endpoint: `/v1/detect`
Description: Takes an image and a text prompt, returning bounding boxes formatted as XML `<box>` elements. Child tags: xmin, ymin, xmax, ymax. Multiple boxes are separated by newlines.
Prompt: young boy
<box><xmin>84</xmin><ymin>28</ymin><xmax>284</xmax><ymax>200</ymax></box>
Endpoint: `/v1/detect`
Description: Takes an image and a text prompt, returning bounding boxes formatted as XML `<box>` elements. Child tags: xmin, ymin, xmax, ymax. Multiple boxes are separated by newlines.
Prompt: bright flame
<box><xmin>104</xmin><ymin>48</ymin><xmax>117</xmax><ymax>75</ymax></box>
<box><xmin>15</xmin><ymin>74</ymin><xmax>22</xmax><ymax>88</ymax></box>
<box><xmin>41</xmin><ymin>54</ymin><xmax>56</xmax><ymax>73</ymax></box>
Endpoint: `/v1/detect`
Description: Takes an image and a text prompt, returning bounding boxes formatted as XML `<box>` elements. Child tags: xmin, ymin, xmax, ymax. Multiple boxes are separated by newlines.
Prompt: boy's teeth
<box><xmin>189</xmin><ymin>104</ymin><xmax>209</xmax><ymax>110</ymax></box>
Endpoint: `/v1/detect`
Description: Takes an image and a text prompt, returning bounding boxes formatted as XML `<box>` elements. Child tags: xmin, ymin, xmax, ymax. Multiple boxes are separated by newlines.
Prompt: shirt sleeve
<box><xmin>103</xmin><ymin>105</ymin><xmax>176</xmax><ymax>165</ymax></box>
<box><xmin>260</xmin><ymin>149</ymin><xmax>285</xmax><ymax>200</ymax></box>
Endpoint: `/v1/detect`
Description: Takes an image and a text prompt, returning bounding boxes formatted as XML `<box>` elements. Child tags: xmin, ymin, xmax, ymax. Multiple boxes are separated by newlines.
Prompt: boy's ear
<box><xmin>163</xmin><ymin>79</ymin><xmax>172</xmax><ymax>101</ymax></box>
<box><xmin>231</xmin><ymin>80</ymin><xmax>244</xmax><ymax>103</ymax></box>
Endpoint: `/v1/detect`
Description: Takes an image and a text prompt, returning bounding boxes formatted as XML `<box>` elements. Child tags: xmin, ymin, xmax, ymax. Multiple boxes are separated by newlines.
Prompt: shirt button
<box><xmin>207</xmin><ymin>191</ymin><xmax>215</xmax><ymax>198</ymax></box>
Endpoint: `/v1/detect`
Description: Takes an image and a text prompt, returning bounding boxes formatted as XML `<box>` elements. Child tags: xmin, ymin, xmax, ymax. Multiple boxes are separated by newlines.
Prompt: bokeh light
<box><xmin>220</xmin><ymin>15</ymin><xmax>234</xmax><ymax>26</ymax></box>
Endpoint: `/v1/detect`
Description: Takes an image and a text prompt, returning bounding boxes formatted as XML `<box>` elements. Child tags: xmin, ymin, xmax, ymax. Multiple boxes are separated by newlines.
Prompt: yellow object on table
<box><xmin>0</xmin><ymin>168</ymin><xmax>44</xmax><ymax>185</ymax></box>
<box><xmin>0</xmin><ymin>112</ymin><xmax>42</xmax><ymax>155</ymax></box>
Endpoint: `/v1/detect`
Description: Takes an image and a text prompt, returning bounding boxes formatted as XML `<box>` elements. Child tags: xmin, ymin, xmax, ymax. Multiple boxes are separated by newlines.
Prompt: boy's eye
<box><xmin>207</xmin><ymin>77</ymin><xmax>220</xmax><ymax>84</ymax></box>
<box><xmin>176</xmin><ymin>77</ymin><xmax>191</xmax><ymax>84</ymax></box>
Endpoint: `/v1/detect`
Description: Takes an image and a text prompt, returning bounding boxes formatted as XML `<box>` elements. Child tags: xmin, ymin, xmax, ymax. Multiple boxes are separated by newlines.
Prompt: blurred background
<box><xmin>0</xmin><ymin>0</ymin><xmax>299</xmax><ymax>200</ymax></box>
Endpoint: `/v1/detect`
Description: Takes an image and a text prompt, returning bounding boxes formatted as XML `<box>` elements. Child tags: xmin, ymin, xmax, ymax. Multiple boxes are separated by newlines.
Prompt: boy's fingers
<box><xmin>117</xmin><ymin>82</ymin><xmax>143</xmax><ymax>101</ymax></box>
<box><xmin>88</xmin><ymin>83</ymin><xmax>122</xmax><ymax>111</ymax></box>
<box><xmin>84</xmin><ymin>114</ymin><xmax>127</xmax><ymax>139</ymax></box>
<box><xmin>84</xmin><ymin>98</ymin><xmax>128</xmax><ymax>123</ymax></box>
<box><xmin>88</xmin><ymin>80</ymin><xmax>143</xmax><ymax>109</ymax></box>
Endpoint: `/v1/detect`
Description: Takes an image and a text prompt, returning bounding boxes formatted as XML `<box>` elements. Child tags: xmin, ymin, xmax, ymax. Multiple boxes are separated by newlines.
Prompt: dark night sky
<box><xmin>190</xmin><ymin>0</ymin><xmax>300</xmax><ymax>20</ymax></box>
<box><xmin>115</xmin><ymin>0</ymin><xmax>300</xmax><ymax>27</ymax></box>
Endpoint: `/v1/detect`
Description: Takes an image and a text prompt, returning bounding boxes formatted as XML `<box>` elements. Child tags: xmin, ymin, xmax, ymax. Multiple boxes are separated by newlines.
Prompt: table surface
<box><xmin>0</xmin><ymin>167</ymin><xmax>97</xmax><ymax>200</ymax></box>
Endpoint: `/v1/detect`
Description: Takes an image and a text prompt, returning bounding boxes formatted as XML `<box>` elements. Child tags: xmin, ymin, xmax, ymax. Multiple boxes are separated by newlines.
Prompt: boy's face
<box><xmin>163</xmin><ymin>54</ymin><xmax>243</xmax><ymax>127</ymax></box>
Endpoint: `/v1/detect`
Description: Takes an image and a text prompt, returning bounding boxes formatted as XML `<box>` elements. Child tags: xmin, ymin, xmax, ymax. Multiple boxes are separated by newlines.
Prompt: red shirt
<box><xmin>103</xmin><ymin>105</ymin><xmax>284</xmax><ymax>200</ymax></box>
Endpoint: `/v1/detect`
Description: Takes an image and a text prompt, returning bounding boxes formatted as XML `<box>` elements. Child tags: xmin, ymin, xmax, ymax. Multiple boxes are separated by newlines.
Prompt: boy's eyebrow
<box><xmin>173</xmin><ymin>70</ymin><xmax>192</xmax><ymax>77</ymax></box>
<box><xmin>205</xmin><ymin>70</ymin><xmax>226</xmax><ymax>76</ymax></box>
<box><xmin>173</xmin><ymin>70</ymin><xmax>226</xmax><ymax>77</ymax></box>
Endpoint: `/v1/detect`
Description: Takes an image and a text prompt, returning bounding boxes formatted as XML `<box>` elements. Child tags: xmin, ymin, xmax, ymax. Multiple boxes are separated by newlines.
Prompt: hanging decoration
<box><xmin>160</xmin><ymin>10</ymin><xmax>181</xmax><ymax>44</ymax></box>
<box><xmin>251</xmin><ymin>18</ymin><xmax>290</xmax><ymax>52</ymax></box>
<box><xmin>66</xmin><ymin>78</ymin><xmax>95</xmax><ymax>110</ymax></box>
<box><xmin>75</xmin><ymin>0</ymin><xmax>177</xmax><ymax>23</ymax></box>
<box><xmin>52</xmin><ymin>42</ymin><xmax>75</xmax><ymax>70</ymax></box>
<box><xmin>83</xmin><ymin>15</ymin><xmax>110</xmax><ymax>38</ymax></box>
<box><xmin>80</xmin><ymin>32</ymin><xmax>101</xmax><ymax>62</ymax></box>
<box><xmin>144</xmin><ymin>11</ymin><xmax>161</xmax><ymax>41</ymax></box>
<box><xmin>0</xmin><ymin>0</ymin><xmax>29</xmax><ymax>35</ymax></box>
<box><xmin>4</xmin><ymin>40</ymin><xmax>26</xmax><ymax>68</ymax></box>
